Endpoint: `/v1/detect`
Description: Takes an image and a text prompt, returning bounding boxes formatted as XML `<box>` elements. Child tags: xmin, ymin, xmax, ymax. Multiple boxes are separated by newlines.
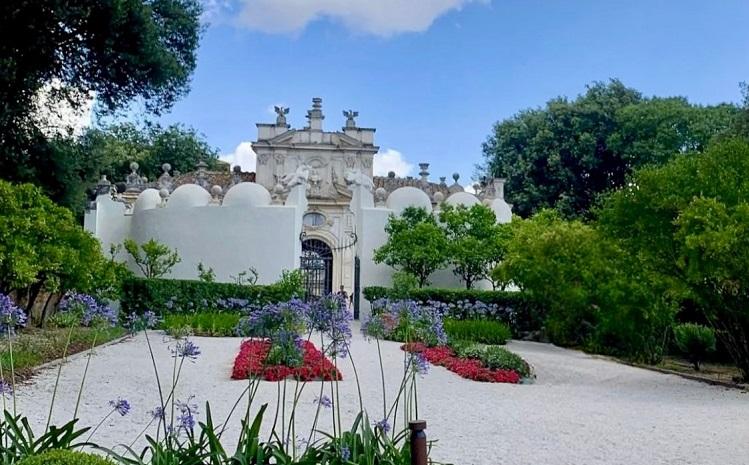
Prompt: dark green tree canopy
<box><xmin>0</xmin><ymin>0</ymin><xmax>203</xmax><ymax>211</ymax></box>
<box><xmin>481</xmin><ymin>80</ymin><xmax>739</xmax><ymax>219</ymax></box>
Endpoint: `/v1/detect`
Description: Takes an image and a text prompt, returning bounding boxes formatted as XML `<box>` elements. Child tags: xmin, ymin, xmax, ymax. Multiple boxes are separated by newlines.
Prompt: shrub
<box><xmin>161</xmin><ymin>312</ymin><xmax>241</xmax><ymax>337</ymax></box>
<box><xmin>363</xmin><ymin>286</ymin><xmax>545</xmax><ymax>334</ymax></box>
<box><xmin>673</xmin><ymin>323</ymin><xmax>716</xmax><ymax>371</ymax></box>
<box><xmin>451</xmin><ymin>342</ymin><xmax>485</xmax><ymax>360</ymax></box>
<box><xmin>443</xmin><ymin>319</ymin><xmax>512</xmax><ymax>345</ymax></box>
<box><xmin>121</xmin><ymin>275</ymin><xmax>301</xmax><ymax>315</ymax></box>
<box><xmin>480</xmin><ymin>346</ymin><xmax>532</xmax><ymax>378</ymax></box>
<box><xmin>17</xmin><ymin>449</ymin><xmax>112</xmax><ymax>465</ymax></box>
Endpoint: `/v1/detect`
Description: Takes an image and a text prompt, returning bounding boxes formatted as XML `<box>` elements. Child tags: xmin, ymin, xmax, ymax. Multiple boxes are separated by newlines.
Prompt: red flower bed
<box><xmin>232</xmin><ymin>339</ymin><xmax>342</xmax><ymax>382</ymax></box>
<box><xmin>402</xmin><ymin>342</ymin><xmax>521</xmax><ymax>384</ymax></box>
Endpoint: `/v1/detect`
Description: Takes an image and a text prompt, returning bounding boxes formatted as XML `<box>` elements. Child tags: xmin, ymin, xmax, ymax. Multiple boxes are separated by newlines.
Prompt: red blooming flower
<box><xmin>232</xmin><ymin>339</ymin><xmax>342</xmax><ymax>381</ymax></box>
<box><xmin>401</xmin><ymin>343</ymin><xmax>521</xmax><ymax>384</ymax></box>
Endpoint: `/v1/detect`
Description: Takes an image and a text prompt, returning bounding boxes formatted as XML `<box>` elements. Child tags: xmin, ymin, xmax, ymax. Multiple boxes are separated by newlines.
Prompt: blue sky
<box><xmin>156</xmin><ymin>0</ymin><xmax>749</xmax><ymax>185</ymax></box>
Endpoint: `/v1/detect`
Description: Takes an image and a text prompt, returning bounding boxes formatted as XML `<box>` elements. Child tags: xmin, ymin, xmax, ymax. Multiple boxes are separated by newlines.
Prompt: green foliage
<box><xmin>17</xmin><ymin>450</ymin><xmax>112</xmax><ymax>465</ymax></box>
<box><xmin>673</xmin><ymin>323</ymin><xmax>716</xmax><ymax>371</ymax></box>
<box><xmin>443</xmin><ymin>319</ymin><xmax>512</xmax><ymax>345</ymax></box>
<box><xmin>161</xmin><ymin>313</ymin><xmax>240</xmax><ymax>337</ymax></box>
<box><xmin>480</xmin><ymin>346</ymin><xmax>532</xmax><ymax>378</ymax></box>
<box><xmin>275</xmin><ymin>269</ymin><xmax>305</xmax><ymax>299</ymax></box>
<box><xmin>598</xmin><ymin>138</ymin><xmax>749</xmax><ymax>379</ymax></box>
<box><xmin>120</xmin><ymin>277</ymin><xmax>298</xmax><ymax>315</ymax></box>
<box><xmin>122</xmin><ymin>239</ymin><xmax>181</xmax><ymax>279</ymax></box>
<box><xmin>0</xmin><ymin>413</ymin><xmax>92</xmax><ymax>465</ymax></box>
<box><xmin>499</xmin><ymin>210</ymin><xmax>675</xmax><ymax>362</ymax></box>
<box><xmin>481</xmin><ymin>80</ymin><xmax>739</xmax><ymax>218</ymax></box>
<box><xmin>0</xmin><ymin>1</ymin><xmax>202</xmax><ymax>211</ymax></box>
<box><xmin>196</xmin><ymin>263</ymin><xmax>215</xmax><ymax>283</ymax></box>
<box><xmin>374</xmin><ymin>207</ymin><xmax>449</xmax><ymax>287</ymax></box>
<box><xmin>82</xmin><ymin>122</ymin><xmax>221</xmax><ymax>184</ymax></box>
<box><xmin>0</xmin><ymin>181</ymin><xmax>122</xmax><ymax>318</ymax></box>
<box><xmin>438</xmin><ymin>204</ymin><xmax>509</xmax><ymax>289</ymax></box>
<box><xmin>391</xmin><ymin>271</ymin><xmax>418</xmax><ymax>298</ymax></box>
<box><xmin>1</xmin><ymin>327</ymin><xmax>126</xmax><ymax>376</ymax></box>
<box><xmin>363</xmin><ymin>285</ymin><xmax>545</xmax><ymax>334</ymax></box>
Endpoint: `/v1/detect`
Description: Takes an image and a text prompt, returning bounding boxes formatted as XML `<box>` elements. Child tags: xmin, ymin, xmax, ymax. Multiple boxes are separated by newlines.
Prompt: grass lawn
<box><xmin>0</xmin><ymin>326</ymin><xmax>127</xmax><ymax>381</ymax></box>
<box><xmin>161</xmin><ymin>312</ymin><xmax>240</xmax><ymax>337</ymax></box>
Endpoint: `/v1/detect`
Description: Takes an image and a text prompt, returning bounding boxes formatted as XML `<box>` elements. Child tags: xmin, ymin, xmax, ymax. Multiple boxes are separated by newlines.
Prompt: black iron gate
<box><xmin>300</xmin><ymin>239</ymin><xmax>333</xmax><ymax>300</ymax></box>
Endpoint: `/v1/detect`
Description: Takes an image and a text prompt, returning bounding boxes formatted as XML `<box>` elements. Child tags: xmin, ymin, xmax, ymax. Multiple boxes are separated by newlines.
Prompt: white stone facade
<box><xmin>84</xmin><ymin>98</ymin><xmax>513</xmax><ymax>316</ymax></box>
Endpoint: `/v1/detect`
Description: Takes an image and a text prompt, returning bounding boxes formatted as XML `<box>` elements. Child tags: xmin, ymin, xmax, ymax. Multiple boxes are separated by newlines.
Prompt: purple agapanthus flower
<box><xmin>314</xmin><ymin>394</ymin><xmax>333</xmax><ymax>409</ymax></box>
<box><xmin>125</xmin><ymin>311</ymin><xmax>159</xmax><ymax>333</ymax></box>
<box><xmin>172</xmin><ymin>340</ymin><xmax>201</xmax><ymax>360</ymax></box>
<box><xmin>149</xmin><ymin>406</ymin><xmax>165</xmax><ymax>420</ymax></box>
<box><xmin>408</xmin><ymin>352</ymin><xmax>430</xmax><ymax>375</ymax></box>
<box><xmin>374</xmin><ymin>418</ymin><xmax>391</xmax><ymax>434</ymax></box>
<box><xmin>0</xmin><ymin>293</ymin><xmax>27</xmax><ymax>335</ymax></box>
<box><xmin>109</xmin><ymin>398</ymin><xmax>131</xmax><ymax>416</ymax></box>
<box><xmin>175</xmin><ymin>397</ymin><xmax>198</xmax><ymax>432</ymax></box>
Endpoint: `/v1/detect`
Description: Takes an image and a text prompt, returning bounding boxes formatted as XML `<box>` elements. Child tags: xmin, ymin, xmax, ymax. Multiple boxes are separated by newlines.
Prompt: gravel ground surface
<box><xmin>13</xmin><ymin>325</ymin><xmax>749</xmax><ymax>465</ymax></box>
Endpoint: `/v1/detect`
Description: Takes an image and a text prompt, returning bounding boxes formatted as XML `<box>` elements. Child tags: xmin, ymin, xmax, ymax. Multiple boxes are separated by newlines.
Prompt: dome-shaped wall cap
<box><xmin>386</xmin><ymin>186</ymin><xmax>433</xmax><ymax>215</ymax></box>
<box><xmin>166</xmin><ymin>184</ymin><xmax>212</xmax><ymax>209</ymax></box>
<box><xmin>222</xmin><ymin>182</ymin><xmax>272</xmax><ymax>208</ymax></box>
<box><xmin>445</xmin><ymin>191</ymin><xmax>481</xmax><ymax>208</ymax></box>
<box><xmin>133</xmin><ymin>188</ymin><xmax>162</xmax><ymax>213</ymax></box>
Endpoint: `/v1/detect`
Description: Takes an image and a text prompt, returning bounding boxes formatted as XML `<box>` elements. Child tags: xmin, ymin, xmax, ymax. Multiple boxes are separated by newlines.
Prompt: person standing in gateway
<box><xmin>336</xmin><ymin>285</ymin><xmax>349</xmax><ymax>309</ymax></box>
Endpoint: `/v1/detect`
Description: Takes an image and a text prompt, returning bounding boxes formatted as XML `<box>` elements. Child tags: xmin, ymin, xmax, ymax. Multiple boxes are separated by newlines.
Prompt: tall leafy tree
<box><xmin>373</xmin><ymin>207</ymin><xmax>449</xmax><ymax>287</ymax></box>
<box><xmin>0</xmin><ymin>0</ymin><xmax>203</xmax><ymax>208</ymax></box>
<box><xmin>481</xmin><ymin>80</ymin><xmax>739</xmax><ymax>219</ymax></box>
<box><xmin>597</xmin><ymin>138</ymin><xmax>749</xmax><ymax>379</ymax></box>
<box><xmin>438</xmin><ymin>203</ymin><xmax>508</xmax><ymax>289</ymax></box>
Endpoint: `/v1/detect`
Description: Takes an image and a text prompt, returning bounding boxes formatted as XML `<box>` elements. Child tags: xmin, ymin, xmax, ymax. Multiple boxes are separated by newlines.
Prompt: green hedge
<box><xmin>363</xmin><ymin>286</ymin><xmax>545</xmax><ymax>334</ymax></box>
<box><xmin>121</xmin><ymin>277</ymin><xmax>298</xmax><ymax>315</ymax></box>
<box><xmin>18</xmin><ymin>450</ymin><xmax>112</xmax><ymax>465</ymax></box>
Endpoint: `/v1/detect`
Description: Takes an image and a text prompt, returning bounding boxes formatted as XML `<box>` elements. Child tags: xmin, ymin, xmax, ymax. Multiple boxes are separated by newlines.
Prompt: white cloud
<box><xmin>220</xmin><ymin>141</ymin><xmax>257</xmax><ymax>171</ymax></box>
<box><xmin>464</xmin><ymin>183</ymin><xmax>476</xmax><ymax>194</ymax></box>
<box><xmin>231</xmin><ymin>0</ymin><xmax>487</xmax><ymax>37</ymax></box>
<box><xmin>373</xmin><ymin>148</ymin><xmax>414</xmax><ymax>177</ymax></box>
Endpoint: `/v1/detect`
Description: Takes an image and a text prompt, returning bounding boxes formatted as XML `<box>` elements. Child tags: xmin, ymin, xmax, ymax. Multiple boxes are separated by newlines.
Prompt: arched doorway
<box><xmin>301</xmin><ymin>238</ymin><xmax>333</xmax><ymax>300</ymax></box>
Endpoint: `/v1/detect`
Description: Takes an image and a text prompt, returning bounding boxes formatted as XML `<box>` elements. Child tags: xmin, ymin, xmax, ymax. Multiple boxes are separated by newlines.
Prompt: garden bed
<box><xmin>1</xmin><ymin>327</ymin><xmax>127</xmax><ymax>382</ymax></box>
<box><xmin>231</xmin><ymin>339</ymin><xmax>342</xmax><ymax>381</ymax></box>
<box><xmin>403</xmin><ymin>342</ymin><xmax>526</xmax><ymax>383</ymax></box>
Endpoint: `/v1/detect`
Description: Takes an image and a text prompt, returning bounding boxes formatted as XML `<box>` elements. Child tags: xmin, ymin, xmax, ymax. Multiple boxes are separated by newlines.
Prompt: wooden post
<box><xmin>409</xmin><ymin>420</ymin><xmax>428</xmax><ymax>465</ymax></box>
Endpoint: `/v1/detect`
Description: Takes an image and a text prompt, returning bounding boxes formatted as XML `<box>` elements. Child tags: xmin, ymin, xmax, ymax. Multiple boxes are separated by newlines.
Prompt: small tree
<box><xmin>439</xmin><ymin>203</ymin><xmax>508</xmax><ymax>289</ymax></box>
<box><xmin>374</xmin><ymin>207</ymin><xmax>449</xmax><ymax>287</ymax></box>
<box><xmin>123</xmin><ymin>239</ymin><xmax>180</xmax><ymax>279</ymax></box>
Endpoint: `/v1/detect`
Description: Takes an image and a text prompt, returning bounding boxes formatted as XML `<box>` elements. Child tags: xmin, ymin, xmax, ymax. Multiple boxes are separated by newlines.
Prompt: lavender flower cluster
<box><xmin>362</xmin><ymin>298</ymin><xmax>447</xmax><ymax>347</ymax></box>
<box><xmin>442</xmin><ymin>299</ymin><xmax>516</xmax><ymax>325</ymax></box>
<box><xmin>58</xmin><ymin>292</ymin><xmax>118</xmax><ymax>328</ymax></box>
<box><xmin>0</xmin><ymin>293</ymin><xmax>27</xmax><ymax>335</ymax></box>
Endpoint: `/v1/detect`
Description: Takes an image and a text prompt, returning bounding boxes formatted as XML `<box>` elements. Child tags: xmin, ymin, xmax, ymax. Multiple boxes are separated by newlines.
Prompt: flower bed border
<box><xmin>232</xmin><ymin>339</ymin><xmax>342</xmax><ymax>381</ymax></box>
<box><xmin>402</xmin><ymin>342</ymin><xmax>521</xmax><ymax>384</ymax></box>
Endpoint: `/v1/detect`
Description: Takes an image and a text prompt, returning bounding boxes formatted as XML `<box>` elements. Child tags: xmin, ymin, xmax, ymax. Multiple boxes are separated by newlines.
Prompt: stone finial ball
<box><xmin>274</xmin><ymin>183</ymin><xmax>285</xmax><ymax>194</ymax></box>
<box><xmin>375</xmin><ymin>187</ymin><xmax>387</xmax><ymax>200</ymax></box>
<box><xmin>211</xmin><ymin>185</ymin><xmax>223</xmax><ymax>196</ymax></box>
<box><xmin>433</xmin><ymin>191</ymin><xmax>445</xmax><ymax>203</ymax></box>
<box><xmin>387</xmin><ymin>171</ymin><xmax>396</xmax><ymax>178</ymax></box>
<box><xmin>141</xmin><ymin>176</ymin><xmax>148</xmax><ymax>182</ymax></box>
<box><xmin>452</xmin><ymin>172</ymin><xmax>460</xmax><ymax>182</ymax></box>
<box><xmin>233</xmin><ymin>165</ymin><xmax>242</xmax><ymax>173</ymax></box>
<box><xmin>159</xmin><ymin>188</ymin><xmax>170</xmax><ymax>199</ymax></box>
<box><xmin>130</xmin><ymin>161</ymin><xmax>139</xmax><ymax>171</ymax></box>
<box><xmin>162</xmin><ymin>163</ymin><xmax>171</xmax><ymax>173</ymax></box>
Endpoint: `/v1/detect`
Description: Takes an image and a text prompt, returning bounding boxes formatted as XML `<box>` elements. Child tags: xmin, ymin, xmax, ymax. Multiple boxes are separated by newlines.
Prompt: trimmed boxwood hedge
<box><xmin>121</xmin><ymin>277</ymin><xmax>297</xmax><ymax>315</ymax></box>
<box><xmin>18</xmin><ymin>450</ymin><xmax>112</xmax><ymax>465</ymax></box>
<box><xmin>363</xmin><ymin>286</ymin><xmax>545</xmax><ymax>334</ymax></box>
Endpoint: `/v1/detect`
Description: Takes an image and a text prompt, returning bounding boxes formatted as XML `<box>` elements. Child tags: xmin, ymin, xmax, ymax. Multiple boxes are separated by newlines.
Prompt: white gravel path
<box><xmin>12</xmin><ymin>326</ymin><xmax>749</xmax><ymax>465</ymax></box>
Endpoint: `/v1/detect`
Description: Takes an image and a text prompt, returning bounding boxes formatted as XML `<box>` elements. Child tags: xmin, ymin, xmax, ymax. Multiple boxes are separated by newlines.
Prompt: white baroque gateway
<box><xmin>84</xmin><ymin>98</ymin><xmax>513</xmax><ymax>317</ymax></box>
